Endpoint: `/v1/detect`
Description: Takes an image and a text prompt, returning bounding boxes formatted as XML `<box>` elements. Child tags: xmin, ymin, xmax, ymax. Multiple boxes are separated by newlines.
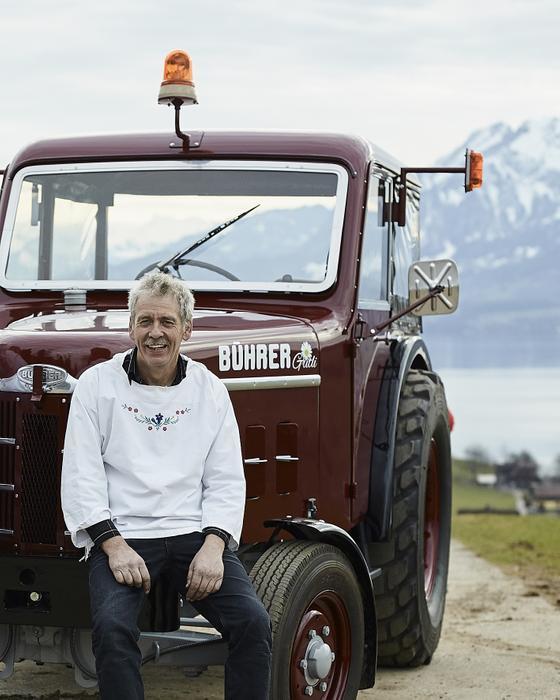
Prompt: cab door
<box><xmin>351</xmin><ymin>169</ymin><xmax>392</xmax><ymax>520</ymax></box>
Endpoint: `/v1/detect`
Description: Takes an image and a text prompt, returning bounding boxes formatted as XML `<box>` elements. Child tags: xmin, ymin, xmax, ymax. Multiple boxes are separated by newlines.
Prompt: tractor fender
<box><xmin>368</xmin><ymin>335</ymin><xmax>432</xmax><ymax>540</ymax></box>
<box><xmin>264</xmin><ymin>517</ymin><xmax>377</xmax><ymax>689</ymax></box>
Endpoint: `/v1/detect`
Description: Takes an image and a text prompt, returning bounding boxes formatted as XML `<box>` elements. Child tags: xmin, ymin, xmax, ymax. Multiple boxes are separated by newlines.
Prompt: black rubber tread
<box><xmin>250</xmin><ymin>541</ymin><xmax>364</xmax><ymax>699</ymax></box>
<box><xmin>250</xmin><ymin>541</ymin><xmax>314</xmax><ymax>608</ymax></box>
<box><xmin>369</xmin><ymin>369</ymin><xmax>452</xmax><ymax>668</ymax></box>
<box><xmin>251</xmin><ymin>540</ymin><xmax>342</xmax><ymax>629</ymax></box>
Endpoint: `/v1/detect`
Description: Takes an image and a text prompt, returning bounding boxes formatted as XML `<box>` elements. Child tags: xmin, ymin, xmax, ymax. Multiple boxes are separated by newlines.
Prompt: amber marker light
<box><xmin>158</xmin><ymin>49</ymin><xmax>198</xmax><ymax>105</ymax></box>
<box><xmin>465</xmin><ymin>150</ymin><xmax>483</xmax><ymax>192</ymax></box>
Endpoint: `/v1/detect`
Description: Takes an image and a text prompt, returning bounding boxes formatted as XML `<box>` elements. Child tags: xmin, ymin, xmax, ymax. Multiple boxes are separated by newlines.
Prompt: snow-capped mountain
<box><xmin>420</xmin><ymin>118</ymin><xmax>560</xmax><ymax>368</ymax></box>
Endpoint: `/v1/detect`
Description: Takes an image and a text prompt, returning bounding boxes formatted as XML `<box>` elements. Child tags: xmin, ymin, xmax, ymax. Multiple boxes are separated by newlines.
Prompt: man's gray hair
<box><xmin>129</xmin><ymin>271</ymin><xmax>195</xmax><ymax>326</ymax></box>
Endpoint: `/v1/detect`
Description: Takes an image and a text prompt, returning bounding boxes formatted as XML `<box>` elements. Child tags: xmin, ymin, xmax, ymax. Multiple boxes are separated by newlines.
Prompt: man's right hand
<box><xmin>100</xmin><ymin>536</ymin><xmax>151</xmax><ymax>594</ymax></box>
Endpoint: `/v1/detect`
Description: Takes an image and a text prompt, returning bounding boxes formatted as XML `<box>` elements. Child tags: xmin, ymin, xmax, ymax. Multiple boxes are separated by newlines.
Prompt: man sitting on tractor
<box><xmin>61</xmin><ymin>270</ymin><xmax>271</xmax><ymax>700</ymax></box>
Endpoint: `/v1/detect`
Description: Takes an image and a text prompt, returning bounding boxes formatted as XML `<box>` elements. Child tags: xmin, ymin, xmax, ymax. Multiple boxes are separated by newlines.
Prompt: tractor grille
<box><xmin>21</xmin><ymin>413</ymin><xmax>59</xmax><ymax>544</ymax></box>
<box><xmin>0</xmin><ymin>393</ymin><xmax>69</xmax><ymax>552</ymax></box>
<box><xmin>0</xmin><ymin>397</ymin><xmax>16</xmax><ymax>534</ymax></box>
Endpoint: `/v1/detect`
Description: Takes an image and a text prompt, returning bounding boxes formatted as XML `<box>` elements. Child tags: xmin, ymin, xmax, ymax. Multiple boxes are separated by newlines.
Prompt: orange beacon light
<box><xmin>465</xmin><ymin>150</ymin><xmax>483</xmax><ymax>192</ymax></box>
<box><xmin>158</xmin><ymin>50</ymin><xmax>198</xmax><ymax>106</ymax></box>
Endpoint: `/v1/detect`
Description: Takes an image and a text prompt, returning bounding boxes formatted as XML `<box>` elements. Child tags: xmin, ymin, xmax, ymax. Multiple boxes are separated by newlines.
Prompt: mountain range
<box><xmin>420</xmin><ymin>117</ymin><xmax>560</xmax><ymax>368</ymax></box>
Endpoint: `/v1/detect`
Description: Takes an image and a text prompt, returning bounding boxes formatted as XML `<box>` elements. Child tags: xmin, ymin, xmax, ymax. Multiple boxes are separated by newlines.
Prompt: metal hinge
<box><xmin>352</xmin><ymin>313</ymin><xmax>368</xmax><ymax>347</ymax></box>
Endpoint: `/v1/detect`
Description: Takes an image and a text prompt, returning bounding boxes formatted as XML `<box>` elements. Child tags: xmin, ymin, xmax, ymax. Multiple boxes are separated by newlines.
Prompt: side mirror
<box><xmin>408</xmin><ymin>259</ymin><xmax>459</xmax><ymax>316</ymax></box>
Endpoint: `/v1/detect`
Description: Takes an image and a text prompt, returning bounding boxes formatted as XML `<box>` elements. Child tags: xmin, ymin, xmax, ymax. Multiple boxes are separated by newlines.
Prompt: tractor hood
<box><xmin>0</xmin><ymin>308</ymin><xmax>319</xmax><ymax>393</ymax></box>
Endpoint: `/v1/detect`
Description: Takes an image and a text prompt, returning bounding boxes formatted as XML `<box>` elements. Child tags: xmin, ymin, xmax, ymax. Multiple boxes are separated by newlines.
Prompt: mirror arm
<box><xmin>370</xmin><ymin>285</ymin><xmax>444</xmax><ymax>339</ymax></box>
<box><xmin>397</xmin><ymin>166</ymin><xmax>464</xmax><ymax>227</ymax></box>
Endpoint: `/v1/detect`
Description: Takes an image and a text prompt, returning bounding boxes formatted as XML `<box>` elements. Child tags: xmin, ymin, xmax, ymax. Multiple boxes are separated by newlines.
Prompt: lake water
<box><xmin>437</xmin><ymin>367</ymin><xmax>560</xmax><ymax>475</ymax></box>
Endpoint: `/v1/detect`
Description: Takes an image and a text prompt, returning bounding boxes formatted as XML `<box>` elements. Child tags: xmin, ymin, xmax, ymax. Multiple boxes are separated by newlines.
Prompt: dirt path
<box><xmin>1</xmin><ymin>540</ymin><xmax>559</xmax><ymax>699</ymax></box>
<box><xmin>366</xmin><ymin>540</ymin><xmax>560</xmax><ymax>699</ymax></box>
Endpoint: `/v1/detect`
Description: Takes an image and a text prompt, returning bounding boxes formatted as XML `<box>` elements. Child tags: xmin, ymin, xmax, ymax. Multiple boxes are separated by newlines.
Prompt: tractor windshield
<box><xmin>1</xmin><ymin>161</ymin><xmax>347</xmax><ymax>293</ymax></box>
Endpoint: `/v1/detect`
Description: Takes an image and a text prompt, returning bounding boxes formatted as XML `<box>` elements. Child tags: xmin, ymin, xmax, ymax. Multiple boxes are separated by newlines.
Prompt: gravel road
<box><xmin>1</xmin><ymin>540</ymin><xmax>559</xmax><ymax>699</ymax></box>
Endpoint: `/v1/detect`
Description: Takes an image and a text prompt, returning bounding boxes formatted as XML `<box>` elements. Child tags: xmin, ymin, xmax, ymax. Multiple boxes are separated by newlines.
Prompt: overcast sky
<box><xmin>0</xmin><ymin>0</ymin><xmax>558</xmax><ymax>165</ymax></box>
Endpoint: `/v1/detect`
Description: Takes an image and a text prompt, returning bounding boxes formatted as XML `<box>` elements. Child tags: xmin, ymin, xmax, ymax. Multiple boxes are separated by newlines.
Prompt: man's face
<box><xmin>129</xmin><ymin>293</ymin><xmax>191</xmax><ymax>378</ymax></box>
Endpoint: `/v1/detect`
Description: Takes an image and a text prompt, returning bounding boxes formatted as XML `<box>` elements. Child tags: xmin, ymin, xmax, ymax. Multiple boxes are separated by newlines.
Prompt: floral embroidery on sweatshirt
<box><xmin>122</xmin><ymin>403</ymin><xmax>191</xmax><ymax>431</ymax></box>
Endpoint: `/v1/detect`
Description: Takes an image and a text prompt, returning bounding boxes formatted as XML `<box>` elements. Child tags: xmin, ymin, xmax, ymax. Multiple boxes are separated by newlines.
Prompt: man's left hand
<box><xmin>186</xmin><ymin>534</ymin><xmax>225</xmax><ymax>601</ymax></box>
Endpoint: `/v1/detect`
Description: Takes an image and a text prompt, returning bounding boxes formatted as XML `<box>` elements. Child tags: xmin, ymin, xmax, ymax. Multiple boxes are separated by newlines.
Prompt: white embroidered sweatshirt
<box><xmin>61</xmin><ymin>352</ymin><xmax>245</xmax><ymax>552</ymax></box>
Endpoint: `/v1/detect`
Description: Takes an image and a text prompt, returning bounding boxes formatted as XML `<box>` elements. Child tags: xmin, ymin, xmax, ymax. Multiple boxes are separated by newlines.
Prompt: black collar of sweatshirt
<box><xmin>122</xmin><ymin>347</ymin><xmax>187</xmax><ymax>386</ymax></box>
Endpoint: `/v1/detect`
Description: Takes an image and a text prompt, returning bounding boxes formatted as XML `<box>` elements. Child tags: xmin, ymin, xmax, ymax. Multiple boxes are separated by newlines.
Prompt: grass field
<box><xmin>451</xmin><ymin>460</ymin><xmax>560</xmax><ymax>605</ymax></box>
<box><xmin>452</xmin><ymin>513</ymin><xmax>560</xmax><ymax>575</ymax></box>
<box><xmin>451</xmin><ymin>457</ymin><xmax>516</xmax><ymax>513</ymax></box>
<box><xmin>452</xmin><ymin>482</ymin><xmax>516</xmax><ymax>512</ymax></box>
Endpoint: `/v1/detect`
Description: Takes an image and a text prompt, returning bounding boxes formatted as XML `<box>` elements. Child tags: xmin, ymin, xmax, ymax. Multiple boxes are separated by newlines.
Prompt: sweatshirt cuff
<box><xmin>86</xmin><ymin>519</ymin><xmax>121</xmax><ymax>546</ymax></box>
<box><xmin>202</xmin><ymin>527</ymin><xmax>231</xmax><ymax>547</ymax></box>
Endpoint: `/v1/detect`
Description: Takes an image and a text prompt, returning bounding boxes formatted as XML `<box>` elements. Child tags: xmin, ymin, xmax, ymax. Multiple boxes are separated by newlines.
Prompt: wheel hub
<box><xmin>424</xmin><ymin>438</ymin><xmax>441</xmax><ymax>601</ymax></box>
<box><xmin>290</xmin><ymin>591</ymin><xmax>352</xmax><ymax>697</ymax></box>
<box><xmin>301</xmin><ymin>630</ymin><xmax>334</xmax><ymax>684</ymax></box>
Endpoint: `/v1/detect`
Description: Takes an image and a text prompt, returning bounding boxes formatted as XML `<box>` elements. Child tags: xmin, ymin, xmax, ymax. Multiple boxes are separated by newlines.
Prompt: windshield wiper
<box><xmin>135</xmin><ymin>204</ymin><xmax>260</xmax><ymax>279</ymax></box>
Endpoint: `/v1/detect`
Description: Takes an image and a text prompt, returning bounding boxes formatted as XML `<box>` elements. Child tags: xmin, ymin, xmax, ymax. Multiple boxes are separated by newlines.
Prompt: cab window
<box><xmin>357</xmin><ymin>173</ymin><xmax>389</xmax><ymax>306</ymax></box>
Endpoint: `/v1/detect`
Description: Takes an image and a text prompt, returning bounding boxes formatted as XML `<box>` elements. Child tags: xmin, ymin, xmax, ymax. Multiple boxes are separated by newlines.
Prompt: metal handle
<box><xmin>243</xmin><ymin>457</ymin><xmax>268</xmax><ymax>465</ymax></box>
<box><xmin>276</xmin><ymin>455</ymin><xmax>299</xmax><ymax>462</ymax></box>
<box><xmin>0</xmin><ymin>483</ymin><xmax>15</xmax><ymax>492</ymax></box>
<box><xmin>0</xmin><ymin>438</ymin><xmax>15</xmax><ymax>445</ymax></box>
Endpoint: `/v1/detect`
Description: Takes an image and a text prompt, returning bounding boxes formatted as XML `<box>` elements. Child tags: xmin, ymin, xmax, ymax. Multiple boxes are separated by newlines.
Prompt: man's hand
<box><xmin>186</xmin><ymin>535</ymin><xmax>225</xmax><ymax>601</ymax></box>
<box><xmin>100</xmin><ymin>536</ymin><xmax>151</xmax><ymax>594</ymax></box>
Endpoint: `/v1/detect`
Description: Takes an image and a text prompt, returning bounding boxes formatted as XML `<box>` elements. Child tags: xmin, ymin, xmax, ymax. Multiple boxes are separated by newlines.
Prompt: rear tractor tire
<box><xmin>370</xmin><ymin>369</ymin><xmax>452</xmax><ymax>667</ymax></box>
<box><xmin>251</xmin><ymin>541</ymin><xmax>364</xmax><ymax>699</ymax></box>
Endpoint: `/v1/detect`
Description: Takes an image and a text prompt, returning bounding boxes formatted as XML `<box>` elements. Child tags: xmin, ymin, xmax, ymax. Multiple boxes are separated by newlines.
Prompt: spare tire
<box><xmin>369</xmin><ymin>369</ymin><xmax>452</xmax><ymax>667</ymax></box>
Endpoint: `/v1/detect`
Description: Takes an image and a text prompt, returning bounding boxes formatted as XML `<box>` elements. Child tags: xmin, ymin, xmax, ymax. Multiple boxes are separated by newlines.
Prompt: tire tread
<box><xmin>370</xmin><ymin>369</ymin><xmax>451</xmax><ymax>668</ymax></box>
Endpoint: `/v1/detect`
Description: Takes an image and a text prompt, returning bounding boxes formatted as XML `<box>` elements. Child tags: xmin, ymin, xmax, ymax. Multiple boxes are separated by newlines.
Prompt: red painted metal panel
<box><xmin>0</xmin><ymin>130</ymin><xmax>391</xmax><ymax>555</ymax></box>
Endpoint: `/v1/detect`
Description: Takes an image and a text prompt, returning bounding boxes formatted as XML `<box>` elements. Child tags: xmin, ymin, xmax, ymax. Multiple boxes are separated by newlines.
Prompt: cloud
<box><xmin>0</xmin><ymin>0</ymin><xmax>558</xmax><ymax>164</ymax></box>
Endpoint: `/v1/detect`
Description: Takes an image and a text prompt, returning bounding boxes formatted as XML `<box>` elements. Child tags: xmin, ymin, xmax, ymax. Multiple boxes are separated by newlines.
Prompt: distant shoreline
<box><xmin>437</xmin><ymin>367</ymin><xmax>560</xmax><ymax>475</ymax></box>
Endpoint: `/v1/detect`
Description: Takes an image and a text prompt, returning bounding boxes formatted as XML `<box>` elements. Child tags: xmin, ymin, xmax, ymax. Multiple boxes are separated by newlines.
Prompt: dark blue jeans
<box><xmin>88</xmin><ymin>532</ymin><xmax>271</xmax><ymax>700</ymax></box>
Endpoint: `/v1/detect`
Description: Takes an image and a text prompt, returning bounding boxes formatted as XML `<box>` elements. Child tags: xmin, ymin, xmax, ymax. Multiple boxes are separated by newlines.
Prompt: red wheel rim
<box><xmin>424</xmin><ymin>438</ymin><xmax>440</xmax><ymax>601</ymax></box>
<box><xmin>290</xmin><ymin>591</ymin><xmax>351</xmax><ymax>698</ymax></box>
